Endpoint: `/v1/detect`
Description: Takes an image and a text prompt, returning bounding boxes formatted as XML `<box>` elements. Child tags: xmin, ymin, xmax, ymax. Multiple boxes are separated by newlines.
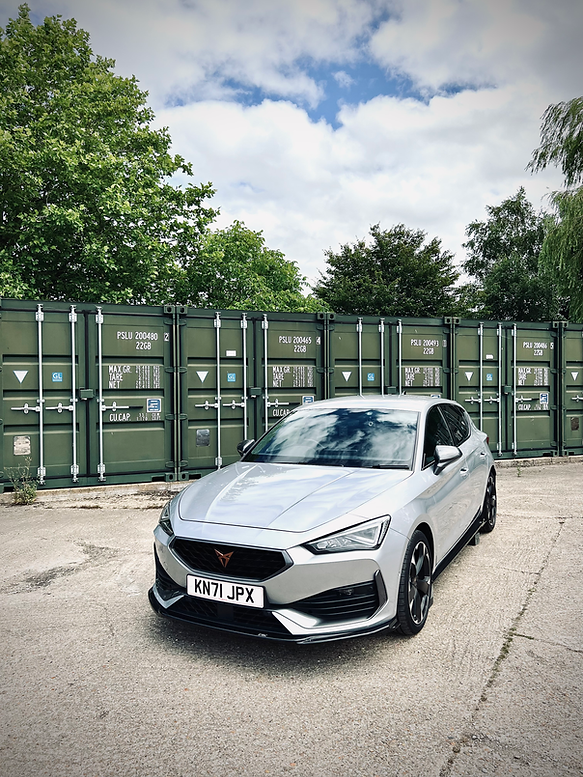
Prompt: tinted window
<box><xmin>246</xmin><ymin>407</ymin><xmax>419</xmax><ymax>469</ymax></box>
<box><xmin>423</xmin><ymin>407</ymin><xmax>453</xmax><ymax>468</ymax></box>
<box><xmin>440</xmin><ymin>404</ymin><xmax>470</xmax><ymax>446</ymax></box>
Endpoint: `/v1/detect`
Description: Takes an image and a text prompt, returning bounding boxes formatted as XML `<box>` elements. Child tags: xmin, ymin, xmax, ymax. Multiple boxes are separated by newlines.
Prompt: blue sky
<box><xmin>2</xmin><ymin>0</ymin><xmax>581</xmax><ymax>285</ymax></box>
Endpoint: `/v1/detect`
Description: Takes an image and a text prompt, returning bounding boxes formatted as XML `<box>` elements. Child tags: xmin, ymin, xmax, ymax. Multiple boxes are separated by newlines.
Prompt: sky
<box><xmin>1</xmin><ymin>0</ymin><xmax>581</xmax><ymax>287</ymax></box>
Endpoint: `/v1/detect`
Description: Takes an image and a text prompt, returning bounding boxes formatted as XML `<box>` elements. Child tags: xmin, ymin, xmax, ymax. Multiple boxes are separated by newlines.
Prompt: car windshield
<box><xmin>245</xmin><ymin>407</ymin><xmax>418</xmax><ymax>469</ymax></box>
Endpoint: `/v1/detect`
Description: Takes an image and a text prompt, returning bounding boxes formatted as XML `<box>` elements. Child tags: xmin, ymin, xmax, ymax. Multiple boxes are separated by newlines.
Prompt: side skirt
<box><xmin>433</xmin><ymin>509</ymin><xmax>484</xmax><ymax>581</ymax></box>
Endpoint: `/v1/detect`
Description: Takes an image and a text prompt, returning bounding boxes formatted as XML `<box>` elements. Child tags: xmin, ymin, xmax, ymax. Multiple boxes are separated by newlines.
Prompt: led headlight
<box><xmin>158</xmin><ymin>500</ymin><xmax>174</xmax><ymax>536</ymax></box>
<box><xmin>305</xmin><ymin>516</ymin><xmax>390</xmax><ymax>554</ymax></box>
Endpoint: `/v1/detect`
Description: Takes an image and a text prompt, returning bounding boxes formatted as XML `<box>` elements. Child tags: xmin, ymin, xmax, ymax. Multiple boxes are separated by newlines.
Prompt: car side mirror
<box><xmin>433</xmin><ymin>445</ymin><xmax>462</xmax><ymax>474</ymax></box>
<box><xmin>237</xmin><ymin>439</ymin><xmax>255</xmax><ymax>458</ymax></box>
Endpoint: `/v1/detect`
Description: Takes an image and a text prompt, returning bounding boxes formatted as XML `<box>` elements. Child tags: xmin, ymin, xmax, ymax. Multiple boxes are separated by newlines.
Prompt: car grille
<box><xmin>292</xmin><ymin>581</ymin><xmax>379</xmax><ymax>622</ymax></box>
<box><xmin>170</xmin><ymin>538</ymin><xmax>288</xmax><ymax>581</ymax></box>
<box><xmin>166</xmin><ymin>596</ymin><xmax>291</xmax><ymax>638</ymax></box>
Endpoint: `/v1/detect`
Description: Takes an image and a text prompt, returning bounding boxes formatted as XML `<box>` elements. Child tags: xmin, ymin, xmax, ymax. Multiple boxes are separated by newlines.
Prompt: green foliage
<box><xmin>177</xmin><ymin>221</ymin><xmax>324</xmax><ymax>312</ymax></box>
<box><xmin>529</xmin><ymin>96</ymin><xmax>583</xmax><ymax>323</ymax></box>
<box><xmin>459</xmin><ymin>189</ymin><xmax>565</xmax><ymax>321</ymax></box>
<box><xmin>528</xmin><ymin>98</ymin><xmax>583</xmax><ymax>187</ymax></box>
<box><xmin>0</xmin><ymin>4</ymin><xmax>216</xmax><ymax>304</ymax></box>
<box><xmin>7</xmin><ymin>458</ymin><xmax>37</xmax><ymax>505</ymax></box>
<box><xmin>313</xmin><ymin>224</ymin><xmax>459</xmax><ymax>317</ymax></box>
<box><xmin>540</xmin><ymin>189</ymin><xmax>583</xmax><ymax>322</ymax></box>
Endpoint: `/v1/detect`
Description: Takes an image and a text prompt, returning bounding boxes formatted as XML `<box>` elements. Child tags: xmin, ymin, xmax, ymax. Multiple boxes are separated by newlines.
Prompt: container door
<box><xmin>2</xmin><ymin>302</ymin><xmax>88</xmax><ymax>488</ymax></box>
<box><xmin>181</xmin><ymin>310</ymin><xmax>251</xmax><ymax>476</ymax></box>
<box><xmin>253</xmin><ymin>312</ymin><xmax>327</xmax><ymax>437</ymax></box>
<box><xmin>455</xmin><ymin>322</ymin><xmax>503</xmax><ymax>455</ymax></box>
<box><xmin>509</xmin><ymin>324</ymin><xmax>559</xmax><ymax>457</ymax></box>
<box><xmin>328</xmin><ymin>316</ymin><xmax>391</xmax><ymax>398</ymax></box>
<box><xmin>87</xmin><ymin>305</ymin><xmax>175</xmax><ymax>483</ymax></box>
<box><xmin>562</xmin><ymin>324</ymin><xmax>583</xmax><ymax>455</ymax></box>
<box><xmin>394</xmin><ymin>320</ymin><xmax>449</xmax><ymax>398</ymax></box>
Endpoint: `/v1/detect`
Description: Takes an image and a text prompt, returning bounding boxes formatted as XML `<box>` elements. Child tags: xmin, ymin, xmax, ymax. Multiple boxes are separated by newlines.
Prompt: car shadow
<box><xmin>144</xmin><ymin>608</ymin><xmax>410</xmax><ymax>677</ymax></box>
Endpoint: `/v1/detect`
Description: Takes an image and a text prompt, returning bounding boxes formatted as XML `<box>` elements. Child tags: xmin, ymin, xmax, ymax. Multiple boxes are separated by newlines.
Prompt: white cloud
<box><xmin>1</xmin><ymin>0</ymin><xmax>577</xmax><ymax>289</ymax></box>
<box><xmin>161</xmin><ymin>84</ymin><xmax>563</xmax><ymax>285</ymax></box>
<box><xmin>369</xmin><ymin>0</ymin><xmax>583</xmax><ymax>97</ymax></box>
<box><xmin>333</xmin><ymin>70</ymin><xmax>355</xmax><ymax>88</ymax></box>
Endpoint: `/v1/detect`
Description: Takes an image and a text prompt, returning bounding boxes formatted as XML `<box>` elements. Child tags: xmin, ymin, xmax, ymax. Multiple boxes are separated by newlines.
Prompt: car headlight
<box><xmin>158</xmin><ymin>500</ymin><xmax>174</xmax><ymax>536</ymax></box>
<box><xmin>304</xmin><ymin>517</ymin><xmax>390</xmax><ymax>554</ymax></box>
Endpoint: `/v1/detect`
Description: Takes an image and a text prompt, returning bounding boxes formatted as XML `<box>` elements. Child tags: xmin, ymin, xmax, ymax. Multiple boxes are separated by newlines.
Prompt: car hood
<box><xmin>177</xmin><ymin>462</ymin><xmax>410</xmax><ymax>533</ymax></box>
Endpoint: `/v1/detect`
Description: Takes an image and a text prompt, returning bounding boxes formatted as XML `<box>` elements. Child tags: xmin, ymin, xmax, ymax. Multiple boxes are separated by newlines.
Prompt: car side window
<box><xmin>440</xmin><ymin>404</ymin><xmax>470</xmax><ymax>446</ymax></box>
<box><xmin>423</xmin><ymin>407</ymin><xmax>453</xmax><ymax>468</ymax></box>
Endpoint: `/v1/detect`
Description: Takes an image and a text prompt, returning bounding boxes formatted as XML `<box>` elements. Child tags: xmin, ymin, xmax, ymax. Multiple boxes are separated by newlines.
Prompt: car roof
<box><xmin>297</xmin><ymin>394</ymin><xmax>458</xmax><ymax>413</ymax></box>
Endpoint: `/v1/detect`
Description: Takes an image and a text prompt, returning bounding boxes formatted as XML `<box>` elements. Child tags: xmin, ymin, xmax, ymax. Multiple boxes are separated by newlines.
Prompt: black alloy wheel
<box><xmin>479</xmin><ymin>471</ymin><xmax>497</xmax><ymax>534</ymax></box>
<box><xmin>396</xmin><ymin>530</ymin><xmax>433</xmax><ymax>636</ymax></box>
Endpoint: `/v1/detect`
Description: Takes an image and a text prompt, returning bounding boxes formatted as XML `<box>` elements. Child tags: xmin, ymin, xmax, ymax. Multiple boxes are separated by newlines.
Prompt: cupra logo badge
<box><xmin>214</xmin><ymin>549</ymin><xmax>234</xmax><ymax>568</ymax></box>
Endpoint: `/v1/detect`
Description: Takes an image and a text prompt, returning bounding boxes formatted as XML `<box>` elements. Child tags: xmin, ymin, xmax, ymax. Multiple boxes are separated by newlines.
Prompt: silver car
<box><xmin>149</xmin><ymin>395</ymin><xmax>496</xmax><ymax>643</ymax></box>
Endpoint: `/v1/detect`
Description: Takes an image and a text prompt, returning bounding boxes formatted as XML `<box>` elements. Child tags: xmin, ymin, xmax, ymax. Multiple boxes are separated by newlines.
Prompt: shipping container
<box><xmin>1</xmin><ymin>297</ymin><xmax>581</xmax><ymax>493</ymax></box>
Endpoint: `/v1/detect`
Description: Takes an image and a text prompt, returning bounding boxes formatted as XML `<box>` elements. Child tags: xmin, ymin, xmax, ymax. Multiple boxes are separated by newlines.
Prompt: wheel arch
<box><xmin>413</xmin><ymin>521</ymin><xmax>434</xmax><ymax>564</ymax></box>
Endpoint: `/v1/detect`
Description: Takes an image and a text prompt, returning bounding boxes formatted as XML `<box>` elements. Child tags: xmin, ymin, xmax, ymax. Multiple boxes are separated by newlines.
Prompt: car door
<box><xmin>422</xmin><ymin>405</ymin><xmax>472</xmax><ymax>564</ymax></box>
<box><xmin>440</xmin><ymin>403</ymin><xmax>486</xmax><ymax>521</ymax></box>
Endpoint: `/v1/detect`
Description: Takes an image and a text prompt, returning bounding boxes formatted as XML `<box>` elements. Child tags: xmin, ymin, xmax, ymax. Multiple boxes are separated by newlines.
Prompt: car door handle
<box><xmin>480</xmin><ymin>451</ymin><xmax>487</xmax><ymax>457</ymax></box>
<box><xmin>460</xmin><ymin>467</ymin><xmax>469</xmax><ymax>477</ymax></box>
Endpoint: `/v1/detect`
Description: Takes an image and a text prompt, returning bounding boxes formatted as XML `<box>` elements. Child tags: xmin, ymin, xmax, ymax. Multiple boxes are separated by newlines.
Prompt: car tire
<box><xmin>479</xmin><ymin>471</ymin><xmax>497</xmax><ymax>534</ymax></box>
<box><xmin>396</xmin><ymin>530</ymin><xmax>433</xmax><ymax>636</ymax></box>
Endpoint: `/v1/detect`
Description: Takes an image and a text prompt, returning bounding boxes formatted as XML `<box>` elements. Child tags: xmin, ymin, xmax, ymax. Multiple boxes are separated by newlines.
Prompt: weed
<box><xmin>6</xmin><ymin>458</ymin><xmax>38</xmax><ymax>505</ymax></box>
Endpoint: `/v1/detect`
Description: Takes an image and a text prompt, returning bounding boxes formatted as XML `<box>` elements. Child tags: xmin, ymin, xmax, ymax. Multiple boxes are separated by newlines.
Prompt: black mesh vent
<box><xmin>292</xmin><ymin>580</ymin><xmax>379</xmax><ymax>622</ymax></box>
<box><xmin>168</xmin><ymin>596</ymin><xmax>291</xmax><ymax>638</ymax></box>
<box><xmin>170</xmin><ymin>538</ymin><xmax>288</xmax><ymax>581</ymax></box>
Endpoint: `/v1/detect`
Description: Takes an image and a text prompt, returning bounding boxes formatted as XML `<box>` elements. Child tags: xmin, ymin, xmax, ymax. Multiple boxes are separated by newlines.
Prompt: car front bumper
<box><xmin>149</xmin><ymin>526</ymin><xmax>405</xmax><ymax>643</ymax></box>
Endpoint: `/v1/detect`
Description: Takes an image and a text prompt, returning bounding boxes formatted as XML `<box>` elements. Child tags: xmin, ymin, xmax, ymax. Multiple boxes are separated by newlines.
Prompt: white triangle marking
<box><xmin>572</xmin><ymin>371</ymin><xmax>579</xmax><ymax>381</ymax></box>
<box><xmin>197</xmin><ymin>371</ymin><xmax>209</xmax><ymax>383</ymax></box>
<box><xmin>342</xmin><ymin>371</ymin><xmax>352</xmax><ymax>382</ymax></box>
<box><xmin>465</xmin><ymin>371</ymin><xmax>473</xmax><ymax>381</ymax></box>
<box><xmin>14</xmin><ymin>370</ymin><xmax>28</xmax><ymax>384</ymax></box>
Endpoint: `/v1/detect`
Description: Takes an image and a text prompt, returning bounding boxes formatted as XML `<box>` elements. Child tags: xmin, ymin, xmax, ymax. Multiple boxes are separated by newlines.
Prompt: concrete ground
<box><xmin>0</xmin><ymin>459</ymin><xmax>582</xmax><ymax>777</ymax></box>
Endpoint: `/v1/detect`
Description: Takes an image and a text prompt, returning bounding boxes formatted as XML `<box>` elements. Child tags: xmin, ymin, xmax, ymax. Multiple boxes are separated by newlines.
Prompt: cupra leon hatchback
<box><xmin>149</xmin><ymin>395</ymin><xmax>496</xmax><ymax>643</ymax></box>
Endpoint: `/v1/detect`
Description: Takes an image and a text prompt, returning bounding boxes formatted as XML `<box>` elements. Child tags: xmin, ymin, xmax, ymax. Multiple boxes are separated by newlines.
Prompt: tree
<box><xmin>0</xmin><ymin>5</ymin><xmax>216</xmax><ymax>304</ymax></box>
<box><xmin>458</xmin><ymin>188</ymin><xmax>565</xmax><ymax>321</ymax></box>
<box><xmin>529</xmin><ymin>97</ymin><xmax>583</xmax><ymax>322</ymax></box>
<box><xmin>313</xmin><ymin>224</ymin><xmax>459</xmax><ymax>317</ymax></box>
<box><xmin>177</xmin><ymin>220</ymin><xmax>323</xmax><ymax>312</ymax></box>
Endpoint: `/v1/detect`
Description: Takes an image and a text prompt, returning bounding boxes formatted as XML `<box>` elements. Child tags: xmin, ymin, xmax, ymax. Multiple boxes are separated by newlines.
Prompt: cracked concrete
<box><xmin>0</xmin><ymin>460</ymin><xmax>581</xmax><ymax>777</ymax></box>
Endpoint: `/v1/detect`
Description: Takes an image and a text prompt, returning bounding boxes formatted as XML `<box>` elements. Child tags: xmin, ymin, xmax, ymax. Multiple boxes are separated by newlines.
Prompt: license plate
<box><xmin>186</xmin><ymin>575</ymin><xmax>264</xmax><ymax>608</ymax></box>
